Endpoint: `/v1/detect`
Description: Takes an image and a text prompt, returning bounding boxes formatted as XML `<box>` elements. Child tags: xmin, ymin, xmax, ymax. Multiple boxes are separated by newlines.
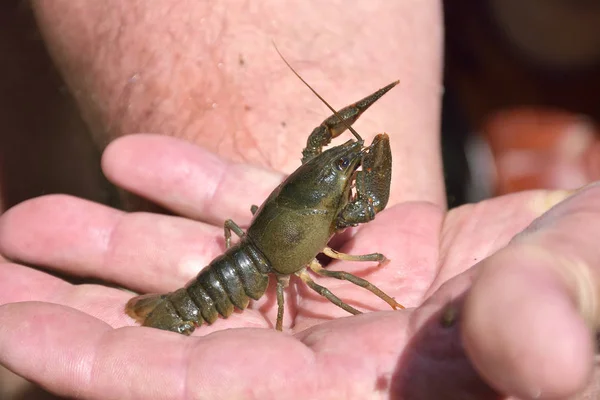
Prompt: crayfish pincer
<box><xmin>126</xmin><ymin>61</ymin><xmax>403</xmax><ymax>335</ymax></box>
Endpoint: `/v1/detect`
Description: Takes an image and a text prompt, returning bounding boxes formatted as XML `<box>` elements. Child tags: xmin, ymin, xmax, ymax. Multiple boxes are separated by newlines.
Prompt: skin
<box><xmin>0</xmin><ymin>1</ymin><xmax>599</xmax><ymax>399</ymax></box>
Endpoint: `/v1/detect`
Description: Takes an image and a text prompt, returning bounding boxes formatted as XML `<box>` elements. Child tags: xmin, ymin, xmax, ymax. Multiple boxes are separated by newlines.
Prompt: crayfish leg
<box><xmin>275</xmin><ymin>275</ymin><xmax>289</xmax><ymax>331</ymax></box>
<box><xmin>296</xmin><ymin>267</ymin><xmax>362</xmax><ymax>316</ymax></box>
<box><xmin>322</xmin><ymin>247</ymin><xmax>387</xmax><ymax>265</ymax></box>
<box><xmin>224</xmin><ymin>219</ymin><xmax>245</xmax><ymax>249</ymax></box>
<box><xmin>309</xmin><ymin>258</ymin><xmax>404</xmax><ymax>310</ymax></box>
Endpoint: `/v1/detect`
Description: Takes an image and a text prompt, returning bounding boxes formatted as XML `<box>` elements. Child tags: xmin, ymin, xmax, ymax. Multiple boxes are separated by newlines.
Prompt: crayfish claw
<box><xmin>336</xmin><ymin>133</ymin><xmax>392</xmax><ymax>228</ymax></box>
<box><xmin>361</xmin><ymin>133</ymin><xmax>392</xmax><ymax>213</ymax></box>
<box><xmin>301</xmin><ymin>82</ymin><xmax>399</xmax><ymax>164</ymax></box>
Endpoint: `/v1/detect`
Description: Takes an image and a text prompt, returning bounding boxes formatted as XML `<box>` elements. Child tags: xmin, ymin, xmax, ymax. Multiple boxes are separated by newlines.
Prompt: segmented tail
<box><xmin>125</xmin><ymin>241</ymin><xmax>271</xmax><ymax>335</ymax></box>
<box><xmin>126</xmin><ymin>293</ymin><xmax>197</xmax><ymax>335</ymax></box>
<box><xmin>125</xmin><ymin>293</ymin><xmax>166</xmax><ymax>322</ymax></box>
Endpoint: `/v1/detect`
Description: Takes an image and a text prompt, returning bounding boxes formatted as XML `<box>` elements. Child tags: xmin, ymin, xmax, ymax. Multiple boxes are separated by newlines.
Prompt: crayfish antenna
<box><xmin>273</xmin><ymin>42</ymin><xmax>364</xmax><ymax>143</ymax></box>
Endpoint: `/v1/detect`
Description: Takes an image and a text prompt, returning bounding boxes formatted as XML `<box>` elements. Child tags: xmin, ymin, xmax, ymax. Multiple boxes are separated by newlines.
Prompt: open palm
<box><xmin>0</xmin><ymin>134</ymin><xmax>597</xmax><ymax>400</ymax></box>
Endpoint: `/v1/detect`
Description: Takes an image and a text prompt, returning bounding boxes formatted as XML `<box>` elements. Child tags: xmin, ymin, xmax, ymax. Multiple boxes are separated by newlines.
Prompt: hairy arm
<box><xmin>32</xmin><ymin>0</ymin><xmax>445</xmax><ymax>206</ymax></box>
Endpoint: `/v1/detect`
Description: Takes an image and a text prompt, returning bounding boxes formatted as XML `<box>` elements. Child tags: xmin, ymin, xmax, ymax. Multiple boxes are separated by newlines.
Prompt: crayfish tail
<box><xmin>125</xmin><ymin>293</ymin><xmax>165</xmax><ymax>323</ymax></box>
<box><xmin>125</xmin><ymin>293</ymin><xmax>197</xmax><ymax>335</ymax></box>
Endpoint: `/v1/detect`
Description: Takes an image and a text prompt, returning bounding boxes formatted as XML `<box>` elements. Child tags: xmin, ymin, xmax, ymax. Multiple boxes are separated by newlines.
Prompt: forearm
<box><xmin>32</xmin><ymin>0</ymin><xmax>445</xmax><ymax>205</ymax></box>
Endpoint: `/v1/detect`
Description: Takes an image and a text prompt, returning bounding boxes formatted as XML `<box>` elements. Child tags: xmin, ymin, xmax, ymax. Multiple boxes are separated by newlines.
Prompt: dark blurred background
<box><xmin>2</xmin><ymin>0</ymin><xmax>600</xmax><ymax>398</ymax></box>
<box><xmin>442</xmin><ymin>0</ymin><xmax>600</xmax><ymax>207</ymax></box>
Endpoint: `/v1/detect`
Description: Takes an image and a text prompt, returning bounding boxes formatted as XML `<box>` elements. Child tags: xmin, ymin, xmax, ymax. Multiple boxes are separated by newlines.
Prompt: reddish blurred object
<box><xmin>483</xmin><ymin>108</ymin><xmax>600</xmax><ymax>195</ymax></box>
<box><xmin>444</xmin><ymin>0</ymin><xmax>600</xmax><ymax>200</ymax></box>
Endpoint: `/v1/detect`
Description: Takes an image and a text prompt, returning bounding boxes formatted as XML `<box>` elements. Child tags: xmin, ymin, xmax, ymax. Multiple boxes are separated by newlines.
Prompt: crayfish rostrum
<box><xmin>126</xmin><ymin>56</ymin><xmax>403</xmax><ymax>335</ymax></box>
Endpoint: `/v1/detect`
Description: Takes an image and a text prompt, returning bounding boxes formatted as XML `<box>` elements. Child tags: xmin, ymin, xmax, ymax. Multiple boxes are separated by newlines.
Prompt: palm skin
<box><xmin>0</xmin><ymin>134</ymin><xmax>597</xmax><ymax>400</ymax></box>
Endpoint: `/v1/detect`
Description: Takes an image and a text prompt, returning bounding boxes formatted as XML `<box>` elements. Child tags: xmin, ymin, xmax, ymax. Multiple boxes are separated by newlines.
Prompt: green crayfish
<box><xmin>126</xmin><ymin>55</ymin><xmax>402</xmax><ymax>335</ymax></box>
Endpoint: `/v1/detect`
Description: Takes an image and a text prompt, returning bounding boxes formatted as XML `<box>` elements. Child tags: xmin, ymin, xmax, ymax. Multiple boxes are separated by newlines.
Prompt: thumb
<box><xmin>462</xmin><ymin>184</ymin><xmax>600</xmax><ymax>399</ymax></box>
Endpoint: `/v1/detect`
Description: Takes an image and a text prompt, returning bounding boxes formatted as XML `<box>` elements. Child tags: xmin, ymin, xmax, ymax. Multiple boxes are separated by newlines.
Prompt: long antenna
<box><xmin>273</xmin><ymin>42</ymin><xmax>363</xmax><ymax>142</ymax></box>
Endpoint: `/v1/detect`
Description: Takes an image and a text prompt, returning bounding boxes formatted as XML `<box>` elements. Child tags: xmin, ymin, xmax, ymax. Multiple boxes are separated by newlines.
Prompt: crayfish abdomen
<box><xmin>126</xmin><ymin>240</ymin><xmax>270</xmax><ymax>335</ymax></box>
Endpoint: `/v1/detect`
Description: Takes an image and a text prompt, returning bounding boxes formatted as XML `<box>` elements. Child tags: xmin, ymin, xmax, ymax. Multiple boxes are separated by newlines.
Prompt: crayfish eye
<box><xmin>336</xmin><ymin>157</ymin><xmax>350</xmax><ymax>170</ymax></box>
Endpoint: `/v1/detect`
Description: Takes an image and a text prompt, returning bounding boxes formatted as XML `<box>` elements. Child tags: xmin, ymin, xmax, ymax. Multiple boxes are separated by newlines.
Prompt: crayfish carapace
<box><xmin>126</xmin><ymin>53</ymin><xmax>403</xmax><ymax>335</ymax></box>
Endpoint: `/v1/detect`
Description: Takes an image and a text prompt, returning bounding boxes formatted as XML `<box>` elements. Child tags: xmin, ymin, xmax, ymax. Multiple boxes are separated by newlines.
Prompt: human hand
<box><xmin>3</xmin><ymin>1</ymin><xmax>598</xmax><ymax>399</ymax></box>
<box><xmin>1</xmin><ymin>134</ymin><xmax>599</xmax><ymax>400</ymax></box>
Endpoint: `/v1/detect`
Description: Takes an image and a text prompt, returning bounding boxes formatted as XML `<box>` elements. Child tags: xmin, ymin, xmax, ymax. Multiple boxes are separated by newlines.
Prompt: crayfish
<box><xmin>126</xmin><ymin>53</ymin><xmax>403</xmax><ymax>335</ymax></box>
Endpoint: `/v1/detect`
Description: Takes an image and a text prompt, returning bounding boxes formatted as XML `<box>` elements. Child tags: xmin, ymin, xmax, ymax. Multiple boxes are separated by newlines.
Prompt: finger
<box><xmin>430</xmin><ymin>189</ymin><xmax>572</xmax><ymax>297</ymax></box>
<box><xmin>0</xmin><ymin>195</ymin><xmax>224</xmax><ymax>292</ymax></box>
<box><xmin>0</xmin><ymin>262</ymin><xmax>132</xmax><ymax>328</ymax></box>
<box><xmin>462</xmin><ymin>183</ymin><xmax>600</xmax><ymax>399</ymax></box>
<box><xmin>0</xmin><ymin>302</ymin><xmax>420</xmax><ymax>399</ymax></box>
<box><xmin>0</xmin><ymin>302</ymin><xmax>311</xmax><ymax>400</ymax></box>
<box><xmin>102</xmin><ymin>134</ymin><xmax>284</xmax><ymax>225</ymax></box>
